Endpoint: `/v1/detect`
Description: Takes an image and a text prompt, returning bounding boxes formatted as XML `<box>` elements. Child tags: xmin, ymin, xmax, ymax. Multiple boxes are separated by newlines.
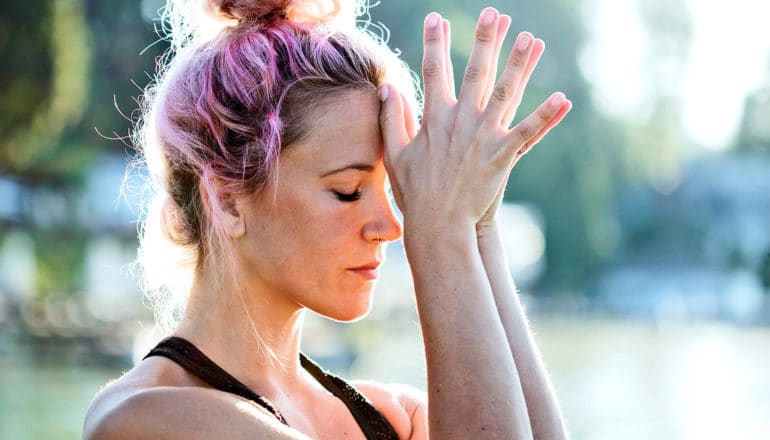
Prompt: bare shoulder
<box><xmin>351</xmin><ymin>380</ymin><xmax>428</xmax><ymax>440</ymax></box>
<box><xmin>83</xmin><ymin>358</ymin><xmax>308</xmax><ymax>440</ymax></box>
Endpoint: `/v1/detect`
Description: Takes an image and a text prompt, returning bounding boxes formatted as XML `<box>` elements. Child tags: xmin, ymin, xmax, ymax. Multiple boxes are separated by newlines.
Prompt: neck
<box><xmin>174</xmin><ymin>267</ymin><xmax>308</xmax><ymax>394</ymax></box>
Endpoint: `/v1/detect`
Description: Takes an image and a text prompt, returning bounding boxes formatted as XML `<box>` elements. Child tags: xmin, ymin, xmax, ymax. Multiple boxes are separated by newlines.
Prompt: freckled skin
<box><xmin>236</xmin><ymin>89</ymin><xmax>402</xmax><ymax>322</ymax></box>
<box><xmin>83</xmin><ymin>8</ymin><xmax>570</xmax><ymax>438</ymax></box>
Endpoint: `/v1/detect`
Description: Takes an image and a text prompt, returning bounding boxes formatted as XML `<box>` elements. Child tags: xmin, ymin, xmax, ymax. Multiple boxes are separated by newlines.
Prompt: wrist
<box><xmin>403</xmin><ymin>218</ymin><xmax>477</xmax><ymax>255</ymax></box>
<box><xmin>476</xmin><ymin>218</ymin><xmax>500</xmax><ymax>239</ymax></box>
<box><xmin>403</xmin><ymin>215</ymin><xmax>476</xmax><ymax>238</ymax></box>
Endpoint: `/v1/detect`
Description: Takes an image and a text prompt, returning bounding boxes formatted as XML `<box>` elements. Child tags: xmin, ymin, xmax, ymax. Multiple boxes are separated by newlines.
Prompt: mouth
<box><xmin>348</xmin><ymin>262</ymin><xmax>381</xmax><ymax>280</ymax></box>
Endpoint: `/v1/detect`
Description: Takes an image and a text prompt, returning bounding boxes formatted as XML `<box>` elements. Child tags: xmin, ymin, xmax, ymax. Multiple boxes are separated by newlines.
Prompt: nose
<box><xmin>363</xmin><ymin>189</ymin><xmax>403</xmax><ymax>243</ymax></box>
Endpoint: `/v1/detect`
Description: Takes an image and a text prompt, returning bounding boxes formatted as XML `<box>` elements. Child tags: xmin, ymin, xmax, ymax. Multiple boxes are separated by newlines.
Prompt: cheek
<box><xmin>297</xmin><ymin>203</ymin><xmax>362</xmax><ymax>269</ymax></box>
<box><xmin>251</xmin><ymin>193</ymin><xmax>359</xmax><ymax>273</ymax></box>
<box><xmin>242</xmin><ymin>192</ymin><xmax>374</xmax><ymax>318</ymax></box>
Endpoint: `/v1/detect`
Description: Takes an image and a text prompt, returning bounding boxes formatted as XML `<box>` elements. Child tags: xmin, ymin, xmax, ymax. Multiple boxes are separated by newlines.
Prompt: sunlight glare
<box><xmin>581</xmin><ymin>0</ymin><xmax>770</xmax><ymax>150</ymax></box>
<box><xmin>497</xmin><ymin>204</ymin><xmax>546</xmax><ymax>283</ymax></box>
<box><xmin>682</xmin><ymin>0</ymin><xmax>770</xmax><ymax>150</ymax></box>
<box><xmin>579</xmin><ymin>0</ymin><xmax>651</xmax><ymax>119</ymax></box>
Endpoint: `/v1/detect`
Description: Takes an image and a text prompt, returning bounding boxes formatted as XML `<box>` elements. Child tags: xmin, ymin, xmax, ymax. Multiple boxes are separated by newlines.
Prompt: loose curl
<box><xmin>134</xmin><ymin>0</ymin><xmax>417</xmax><ymax>333</ymax></box>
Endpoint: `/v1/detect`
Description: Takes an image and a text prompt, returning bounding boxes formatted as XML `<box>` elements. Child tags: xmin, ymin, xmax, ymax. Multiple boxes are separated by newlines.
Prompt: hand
<box><xmin>476</xmin><ymin>17</ymin><xmax>571</xmax><ymax>232</ymax></box>
<box><xmin>380</xmin><ymin>8</ymin><xmax>572</xmax><ymax>234</ymax></box>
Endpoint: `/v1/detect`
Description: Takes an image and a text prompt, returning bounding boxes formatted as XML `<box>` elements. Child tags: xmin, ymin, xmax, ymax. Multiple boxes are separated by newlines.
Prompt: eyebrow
<box><xmin>320</xmin><ymin>163</ymin><xmax>375</xmax><ymax>178</ymax></box>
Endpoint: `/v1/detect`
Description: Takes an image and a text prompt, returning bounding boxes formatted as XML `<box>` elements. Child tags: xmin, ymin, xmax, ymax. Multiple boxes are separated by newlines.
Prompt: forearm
<box><xmin>476</xmin><ymin>223</ymin><xmax>569</xmax><ymax>439</ymax></box>
<box><xmin>404</xmin><ymin>221</ymin><xmax>532</xmax><ymax>439</ymax></box>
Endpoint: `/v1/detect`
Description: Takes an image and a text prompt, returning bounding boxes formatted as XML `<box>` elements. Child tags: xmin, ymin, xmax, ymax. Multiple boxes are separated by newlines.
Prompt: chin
<box><xmin>330</xmin><ymin>307</ymin><xmax>371</xmax><ymax>323</ymax></box>
<box><xmin>323</xmin><ymin>289</ymin><xmax>375</xmax><ymax>323</ymax></box>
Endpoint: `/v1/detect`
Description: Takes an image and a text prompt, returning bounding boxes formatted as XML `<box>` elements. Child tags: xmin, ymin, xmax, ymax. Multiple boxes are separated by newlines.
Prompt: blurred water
<box><xmin>0</xmin><ymin>336</ymin><xmax>120</xmax><ymax>440</ymax></box>
<box><xmin>2</xmin><ymin>318</ymin><xmax>769</xmax><ymax>439</ymax></box>
<box><xmin>535</xmin><ymin>319</ymin><xmax>770</xmax><ymax>440</ymax></box>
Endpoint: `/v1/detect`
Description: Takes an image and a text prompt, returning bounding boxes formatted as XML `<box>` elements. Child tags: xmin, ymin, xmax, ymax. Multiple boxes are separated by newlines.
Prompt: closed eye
<box><xmin>334</xmin><ymin>189</ymin><xmax>362</xmax><ymax>202</ymax></box>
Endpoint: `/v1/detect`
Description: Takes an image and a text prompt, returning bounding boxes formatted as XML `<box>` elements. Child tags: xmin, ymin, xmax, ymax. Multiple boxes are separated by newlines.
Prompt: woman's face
<box><xmin>236</xmin><ymin>89</ymin><xmax>402</xmax><ymax>321</ymax></box>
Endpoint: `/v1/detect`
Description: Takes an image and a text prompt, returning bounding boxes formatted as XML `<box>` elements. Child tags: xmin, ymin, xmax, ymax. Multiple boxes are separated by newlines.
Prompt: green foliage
<box><xmin>0</xmin><ymin>0</ymin><xmax>167</xmax><ymax>182</ymax></box>
<box><xmin>1</xmin><ymin>0</ymin><xmax>92</xmax><ymax>179</ymax></box>
<box><xmin>0</xmin><ymin>0</ymin><xmax>54</xmax><ymax>172</ymax></box>
<box><xmin>32</xmin><ymin>230</ymin><xmax>87</xmax><ymax>299</ymax></box>
<box><xmin>0</xmin><ymin>0</ymin><xmax>167</xmax><ymax>298</ymax></box>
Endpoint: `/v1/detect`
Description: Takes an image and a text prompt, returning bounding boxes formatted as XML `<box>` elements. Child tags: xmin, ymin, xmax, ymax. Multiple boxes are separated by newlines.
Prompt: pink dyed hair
<box><xmin>136</xmin><ymin>7</ymin><xmax>415</xmax><ymax>330</ymax></box>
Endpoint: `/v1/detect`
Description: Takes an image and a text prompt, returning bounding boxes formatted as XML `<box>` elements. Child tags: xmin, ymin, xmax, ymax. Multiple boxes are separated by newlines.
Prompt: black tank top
<box><xmin>143</xmin><ymin>336</ymin><xmax>400</xmax><ymax>440</ymax></box>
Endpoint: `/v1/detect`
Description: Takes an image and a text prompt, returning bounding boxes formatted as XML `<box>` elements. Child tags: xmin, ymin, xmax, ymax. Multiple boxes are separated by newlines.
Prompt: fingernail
<box><xmin>549</xmin><ymin>92</ymin><xmax>565</xmax><ymax>108</ymax></box>
<box><xmin>426</xmin><ymin>13</ymin><xmax>440</xmax><ymax>28</ymax></box>
<box><xmin>380</xmin><ymin>84</ymin><xmax>389</xmax><ymax>102</ymax></box>
<box><xmin>481</xmin><ymin>8</ymin><xmax>496</xmax><ymax>25</ymax></box>
<box><xmin>516</xmin><ymin>33</ymin><xmax>532</xmax><ymax>52</ymax></box>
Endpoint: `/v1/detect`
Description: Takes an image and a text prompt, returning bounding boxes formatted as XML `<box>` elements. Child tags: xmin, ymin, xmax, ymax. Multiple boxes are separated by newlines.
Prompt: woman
<box><xmin>84</xmin><ymin>0</ymin><xmax>572</xmax><ymax>438</ymax></box>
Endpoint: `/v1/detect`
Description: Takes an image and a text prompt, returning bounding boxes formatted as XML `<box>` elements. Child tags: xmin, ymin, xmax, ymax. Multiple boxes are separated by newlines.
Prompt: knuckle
<box><xmin>422</xmin><ymin>58</ymin><xmax>442</xmax><ymax>78</ymax></box>
<box><xmin>474</xmin><ymin>29</ymin><xmax>494</xmax><ymax>45</ymax></box>
<box><xmin>491</xmin><ymin>83</ymin><xmax>513</xmax><ymax>103</ymax></box>
<box><xmin>536</xmin><ymin>106</ymin><xmax>552</xmax><ymax>123</ymax></box>
<box><xmin>516</xmin><ymin>122</ymin><xmax>534</xmax><ymax>142</ymax></box>
<box><xmin>507</xmin><ymin>53</ymin><xmax>526</xmax><ymax>70</ymax></box>
<box><xmin>424</xmin><ymin>28</ymin><xmax>443</xmax><ymax>44</ymax></box>
<box><xmin>463</xmin><ymin>65</ymin><xmax>485</xmax><ymax>83</ymax></box>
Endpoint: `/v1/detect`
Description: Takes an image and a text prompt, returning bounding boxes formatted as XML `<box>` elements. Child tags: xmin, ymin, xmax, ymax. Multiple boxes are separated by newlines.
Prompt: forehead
<box><xmin>282</xmin><ymin>89</ymin><xmax>382</xmax><ymax>170</ymax></box>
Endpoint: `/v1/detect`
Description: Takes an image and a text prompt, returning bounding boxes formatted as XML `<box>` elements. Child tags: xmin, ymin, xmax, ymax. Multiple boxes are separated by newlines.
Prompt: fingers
<box><xmin>502</xmin><ymin>38</ymin><xmax>545</xmax><ymax>127</ymax></box>
<box><xmin>422</xmin><ymin>12</ymin><xmax>450</xmax><ymax>118</ymax></box>
<box><xmin>458</xmin><ymin>7</ymin><xmax>500</xmax><ymax>113</ymax></box>
<box><xmin>484</xmin><ymin>32</ymin><xmax>542</xmax><ymax>127</ymax></box>
<box><xmin>510</xmin><ymin>103</ymin><xmax>571</xmax><ymax>169</ymax></box>
<box><xmin>379</xmin><ymin>83</ymin><xmax>409</xmax><ymax>158</ymax></box>
<box><xmin>401</xmin><ymin>92</ymin><xmax>418</xmax><ymax>140</ymax></box>
<box><xmin>443</xmin><ymin>19</ymin><xmax>456</xmax><ymax>99</ymax></box>
<box><xmin>482</xmin><ymin>14</ymin><xmax>511</xmax><ymax>109</ymax></box>
<box><xmin>504</xmin><ymin>92</ymin><xmax>570</xmax><ymax>157</ymax></box>
<box><xmin>515</xmin><ymin>99</ymin><xmax>572</xmax><ymax>159</ymax></box>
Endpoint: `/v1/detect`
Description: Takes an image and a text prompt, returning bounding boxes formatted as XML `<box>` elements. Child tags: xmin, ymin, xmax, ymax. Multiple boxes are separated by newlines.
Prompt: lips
<box><xmin>348</xmin><ymin>261</ymin><xmax>381</xmax><ymax>280</ymax></box>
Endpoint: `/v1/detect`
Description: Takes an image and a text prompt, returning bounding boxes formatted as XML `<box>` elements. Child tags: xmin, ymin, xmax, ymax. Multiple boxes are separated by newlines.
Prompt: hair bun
<box><xmin>204</xmin><ymin>0</ymin><xmax>347</xmax><ymax>26</ymax></box>
<box><xmin>205</xmin><ymin>0</ymin><xmax>288</xmax><ymax>24</ymax></box>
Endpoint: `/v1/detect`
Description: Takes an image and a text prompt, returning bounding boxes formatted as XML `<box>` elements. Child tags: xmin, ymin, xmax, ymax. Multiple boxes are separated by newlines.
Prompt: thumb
<box><xmin>379</xmin><ymin>83</ymin><xmax>408</xmax><ymax>157</ymax></box>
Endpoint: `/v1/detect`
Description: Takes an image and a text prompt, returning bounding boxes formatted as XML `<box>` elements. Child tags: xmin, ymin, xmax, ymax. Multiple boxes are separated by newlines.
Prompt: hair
<box><xmin>133</xmin><ymin>0</ymin><xmax>417</xmax><ymax>334</ymax></box>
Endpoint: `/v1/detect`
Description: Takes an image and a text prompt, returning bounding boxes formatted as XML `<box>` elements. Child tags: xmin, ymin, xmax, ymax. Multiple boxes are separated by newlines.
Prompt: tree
<box><xmin>0</xmin><ymin>0</ymin><xmax>167</xmax><ymax>299</ymax></box>
<box><xmin>0</xmin><ymin>0</ymin><xmax>168</xmax><ymax>183</ymax></box>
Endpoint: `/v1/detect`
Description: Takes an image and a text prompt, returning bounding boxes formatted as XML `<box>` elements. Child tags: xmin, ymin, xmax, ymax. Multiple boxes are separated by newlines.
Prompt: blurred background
<box><xmin>1</xmin><ymin>0</ymin><xmax>769</xmax><ymax>438</ymax></box>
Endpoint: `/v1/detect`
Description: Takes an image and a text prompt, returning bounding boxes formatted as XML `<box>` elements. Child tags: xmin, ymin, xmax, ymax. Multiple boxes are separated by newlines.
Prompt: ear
<box><xmin>220</xmin><ymin>192</ymin><xmax>246</xmax><ymax>239</ymax></box>
<box><xmin>199</xmin><ymin>180</ymin><xmax>246</xmax><ymax>239</ymax></box>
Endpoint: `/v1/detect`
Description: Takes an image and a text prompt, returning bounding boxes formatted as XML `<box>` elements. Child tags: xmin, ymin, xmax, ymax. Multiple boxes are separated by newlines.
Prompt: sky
<box><xmin>581</xmin><ymin>0</ymin><xmax>770</xmax><ymax>151</ymax></box>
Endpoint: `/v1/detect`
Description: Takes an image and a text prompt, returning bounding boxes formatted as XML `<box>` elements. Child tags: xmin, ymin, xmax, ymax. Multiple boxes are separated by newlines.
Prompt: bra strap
<box><xmin>144</xmin><ymin>336</ymin><xmax>400</xmax><ymax>439</ymax></box>
<box><xmin>143</xmin><ymin>336</ymin><xmax>289</xmax><ymax>425</ymax></box>
<box><xmin>300</xmin><ymin>354</ymin><xmax>400</xmax><ymax>440</ymax></box>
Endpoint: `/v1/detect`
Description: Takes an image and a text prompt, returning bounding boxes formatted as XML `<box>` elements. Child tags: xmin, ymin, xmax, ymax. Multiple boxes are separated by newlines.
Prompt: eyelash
<box><xmin>334</xmin><ymin>189</ymin><xmax>362</xmax><ymax>202</ymax></box>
